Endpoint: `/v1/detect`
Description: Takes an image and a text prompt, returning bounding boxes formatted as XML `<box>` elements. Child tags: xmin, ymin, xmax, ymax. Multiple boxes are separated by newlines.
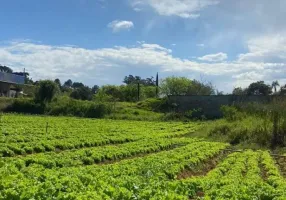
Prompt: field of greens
<box><xmin>0</xmin><ymin>114</ymin><xmax>286</xmax><ymax>199</ymax></box>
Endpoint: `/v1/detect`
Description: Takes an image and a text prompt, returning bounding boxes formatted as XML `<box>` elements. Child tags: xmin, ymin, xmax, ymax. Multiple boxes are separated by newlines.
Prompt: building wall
<box><xmin>0</xmin><ymin>72</ymin><xmax>25</xmax><ymax>84</ymax></box>
<box><xmin>0</xmin><ymin>82</ymin><xmax>11</xmax><ymax>96</ymax></box>
<box><xmin>168</xmin><ymin>95</ymin><xmax>283</xmax><ymax>118</ymax></box>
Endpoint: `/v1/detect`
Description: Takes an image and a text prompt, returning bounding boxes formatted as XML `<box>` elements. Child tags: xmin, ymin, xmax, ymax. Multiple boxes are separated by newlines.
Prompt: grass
<box><xmin>105</xmin><ymin>101</ymin><xmax>163</xmax><ymax>121</ymax></box>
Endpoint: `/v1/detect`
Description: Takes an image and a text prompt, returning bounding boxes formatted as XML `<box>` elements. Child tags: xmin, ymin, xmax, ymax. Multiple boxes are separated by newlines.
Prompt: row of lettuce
<box><xmin>2</xmin><ymin>138</ymin><xmax>198</xmax><ymax>168</ymax></box>
<box><xmin>0</xmin><ymin>114</ymin><xmax>196</xmax><ymax>157</ymax></box>
<box><xmin>0</xmin><ymin>141</ymin><xmax>228</xmax><ymax>199</ymax></box>
<box><xmin>2</xmin><ymin>141</ymin><xmax>285</xmax><ymax>199</ymax></box>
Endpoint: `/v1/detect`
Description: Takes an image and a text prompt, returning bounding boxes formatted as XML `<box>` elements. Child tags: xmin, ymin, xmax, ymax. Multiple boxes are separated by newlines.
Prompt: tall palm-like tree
<box><xmin>272</xmin><ymin>81</ymin><xmax>280</xmax><ymax>93</ymax></box>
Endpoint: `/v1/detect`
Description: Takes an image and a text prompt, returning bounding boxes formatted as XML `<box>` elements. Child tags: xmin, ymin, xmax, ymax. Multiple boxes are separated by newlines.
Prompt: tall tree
<box><xmin>63</xmin><ymin>79</ymin><xmax>73</xmax><ymax>88</ymax></box>
<box><xmin>123</xmin><ymin>75</ymin><xmax>140</xmax><ymax>85</ymax></box>
<box><xmin>54</xmin><ymin>79</ymin><xmax>61</xmax><ymax>89</ymax></box>
<box><xmin>0</xmin><ymin>65</ymin><xmax>13</xmax><ymax>73</ymax></box>
<box><xmin>247</xmin><ymin>81</ymin><xmax>272</xmax><ymax>95</ymax></box>
<box><xmin>72</xmin><ymin>82</ymin><xmax>85</xmax><ymax>88</ymax></box>
<box><xmin>35</xmin><ymin>80</ymin><xmax>60</xmax><ymax>103</ymax></box>
<box><xmin>123</xmin><ymin>75</ymin><xmax>155</xmax><ymax>86</ymax></box>
<box><xmin>272</xmin><ymin>80</ymin><xmax>280</xmax><ymax>93</ymax></box>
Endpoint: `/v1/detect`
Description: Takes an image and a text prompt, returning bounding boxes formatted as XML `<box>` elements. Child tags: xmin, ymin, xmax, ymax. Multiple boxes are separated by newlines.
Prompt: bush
<box><xmin>4</xmin><ymin>98</ymin><xmax>44</xmax><ymax>114</ymax></box>
<box><xmin>161</xmin><ymin>112</ymin><xmax>188</xmax><ymax>122</ymax></box>
<box><xmin>136</xmin><ymin>98</ymin><xmax>169</xmax><ymax>112</ymax></box>
<box><xmin>220</xmin><ymin>105</ymin><xmax>243</xmax><ymax>121</ymax></box>
<box><xmin>46</xmin><ymin>96</ymin><xmax>112</xmax><ymax>118</ymax></box>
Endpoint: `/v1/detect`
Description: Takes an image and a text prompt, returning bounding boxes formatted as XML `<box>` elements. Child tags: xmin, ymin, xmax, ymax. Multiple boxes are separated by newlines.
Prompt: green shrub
<box><xmin>161</xmin><ymin>112</ymin><xmax>188</xmax><ymax>121</ymax></box>
<box><xmin>209</xmin><ymin>124</ymin><xmax>231</xmax><ymax>136</ymax></box>
<box><xmin>4</xmin><ymin>98</ymin><xmax>44</xmax><ymax>114</ymax></box>
<box><xmin>46</xmin><ymin>96</ymin><xmax>112</xmax><ymax>118</ymax></box>
<box><xmin>0</xmin><ymin>97</ymin><xmax>14</xmax><ymax>111</ymax></box>
<box><xmin>221</xmin><ymin>105</ymin><xmax>243</xmax><ymax>121</ymax></box>
<box><xmin>136</xmin><ymin>98</ymin><xmax>169</xmax><ymax>112</ymax></box>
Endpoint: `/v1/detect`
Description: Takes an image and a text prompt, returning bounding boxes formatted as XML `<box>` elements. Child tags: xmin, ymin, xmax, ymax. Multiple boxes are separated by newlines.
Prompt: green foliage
<box><xmin>199</xmin><ymin>150</ymin><xmax>285</xmax><ymax>199</ymax></box>
<box><xmin>0</xmin><ymin>98</ymin><xmax>14</xmax><ymax>110</ymax></box>
<box><xmin>160</xmin><ymin>76</ymin><xmax>192</xmax><ymax>96</ymax></box>
<box><xmin>63</xmin><ymin>79</ymin><xmax>73</xmax><ymax>88</ymax></box>
<box><xmin>0</xmin><ymin>64</ymin><xmax>13</xmax><ymax>73</ymax></box>
<box><xmin>123</xmin><ymin>75</ymin><xmax>156</xmax><ymax>86</ymax></box>
<box><xmin>46</xmin><ymin>96</ymin><xmax>112</xmax><ymax>118</ymax></box>
<box><xmin>95</xmin><ymin>84</ymin><xmax>157</xmax><ymax>102</ymax></box>
<box><xmin>35</xmin><ymin>80</ymin><xmax>60</xmax><ymax>103</ymax></box>
<box><xmin>161</xmin><ymin>112</ymin><xmax>188</xmax><ymax>121</ymax></box>
<box><xmin>0</xmin><ymin>116</ymin><xmax>228</xmax><ymax>199</ymax></box>
<box><xmin>107</xmin><ymin>102</ymin><xmax>163</xmax><ymax>121</ymax></box>
<box><xmin>136</xmin><ymin>98</ymin><xmax>169</xmax><ymax>112</ymax></box>
<box><xmin>4</xmin><ymin>98</ymin><xmax>44</xmax><ymax>114</ymax></box>
<box><xmin>99</xmin><ymin>85</ymin><xmax>123</xmax><ymax>101</ymax></box>
<box><xmin>141</xmin><ymin>86</ymin><xmax>157</xmax><ymax>99</ymax></box>
<box><xmin>72</xmin><ymin>82</ymin><xmax>84</xmax><ymax>88</ymax></box>
<box><xmin>160</xmin><ymin>76</ymin><xmax>215</xmax><ymax>96</ymax></box>
<box><xmin>247</xmin><ymin>81</ymin><xmax>272</xmax><ymax>95</ymax></box>
<box><xmin>70</xmin><ymin>86</ymin><xmax>93</xmax><ymax>101</ymax></box>
<box><xmin>1</xmin><ymin>114</ymin><xmax>286</xmax><ymax>199</ymax></box>
<box><xmin>232</xmin><ymin>87</ymin><xmax>247</xmax><ymax>95</ymax></box>
<box><xmin>208</xmin><ymin>116</ymin><xmax>273</xmax><ymax>146</ymax></box>
<box><xmin>187</xmin><ymin>79</ymin><xmax>215</xmax><ymax>95</ymax></box>
<box><xmin>220</xmin><ymin>105</ymin><xmax>243</xmax><ymax>121</ymax></box>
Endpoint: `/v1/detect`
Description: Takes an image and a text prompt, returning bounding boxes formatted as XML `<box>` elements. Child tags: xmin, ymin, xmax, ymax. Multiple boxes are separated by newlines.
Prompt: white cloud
<box><xmin>141</xmin><ymin>43</ymin><xmax>172</xmax><ymax>53</ymax></box>
<box><xmin>107</xmin><ymin>20</ymin><xmax>134</xmax><ymax>32</ymax></box>
<box><xmin>238</xmin><ymin>34</ymin><xmax>286</xmax><ymax>63</ymax></box>
<box><xmin>131</xmin><ymin>0</ymin><xmax>220</xmax><ymax>18</ymax></box>
<box><xmin>196</xmin><ymin>43</ymin><xmax>205</xmax><ymax>47</ymax></box>
<box><xmin>232</xmin><ymin>71</ymin><xmax>264</xmax><ymax>81</ymax></box>
<box><xmin>0</xmin><ymin>39</ymin><xmax>286</xmax><ymax>91</ymax></box>
<box><xmin>198</xmin><ymin>52</ymin><xmax>227</xmax><ymax>62</ymax></box>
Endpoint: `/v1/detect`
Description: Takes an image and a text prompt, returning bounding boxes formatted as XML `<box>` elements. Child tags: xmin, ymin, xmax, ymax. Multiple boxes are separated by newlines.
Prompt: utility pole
<box><xmin>156</xmin><ymin>72</ymin><xmax>159</xmax><ymax>98</ymax></box>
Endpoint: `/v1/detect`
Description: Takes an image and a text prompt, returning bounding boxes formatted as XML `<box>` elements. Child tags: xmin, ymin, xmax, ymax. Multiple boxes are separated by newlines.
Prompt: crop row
<box><xmin>0</xmin><ymin>141</ymin><xmax>228</xmax><ymax>199</ymax></box>
<box><xmin>2</xmin><ymin>137</ymin><xmax>200</xmax><ymax>168</ymax></box>
<box><xmin>260</xmin><ymin>151</ymin><xmax>286</xmax><ymax>198</ymax></box>
<box><xmin>0</xmin><ymin>115</ymin><xmax>197</xmax><ymax>157</ymax></box>
<box><xmin>179</xmin><ymin>150</ymin><xmax>286</xmax><ymax>199</ymax></box>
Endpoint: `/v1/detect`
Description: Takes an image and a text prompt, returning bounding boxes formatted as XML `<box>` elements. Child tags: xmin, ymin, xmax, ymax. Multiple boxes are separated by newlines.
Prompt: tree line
<box><xmin>2</xmin><ymin>64</ymin><xmax>286</xmax><ymax>102</ymax></box>
<box><xmin>232</xmin><ymin>81</ymin><xmax>286</xmax><ymax>96</ymax></box>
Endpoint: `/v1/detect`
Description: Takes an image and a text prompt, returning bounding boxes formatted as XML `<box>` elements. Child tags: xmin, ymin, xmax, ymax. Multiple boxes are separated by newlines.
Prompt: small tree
<box><xmin>91</xmin><ymin>85</ymin><xmax>99</xmax><ymax>94</ymax></box>
<box><xmin>70</xmin><ymin>86</ymin><xmax>93</xmax><ymax>101</ymax></box>
<box><xmin>35</xmin><ymin>80</ymin><xmax>60</xmax><ymax>103</ymax></box>
<box><xmin>232</xmin><ymin>87</ymin><xmax>247</xmax><ymax>95</ymax></box>
<box><xmin>272</xmin><ymin>81</ymin><xmax>280</xmax><ymax>93</ymax></box>
<box><xmin>160</xmin><ymin>76</ymin><xmax>192</xmax><ymax>96</ymax></box>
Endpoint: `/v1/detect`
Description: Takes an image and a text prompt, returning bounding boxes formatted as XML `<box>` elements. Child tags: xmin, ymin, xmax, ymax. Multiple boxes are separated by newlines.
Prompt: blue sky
<box><xmin>0</xmin><ymin>0</ymin><xmax>286</xmax><ymax>92</ymax></box>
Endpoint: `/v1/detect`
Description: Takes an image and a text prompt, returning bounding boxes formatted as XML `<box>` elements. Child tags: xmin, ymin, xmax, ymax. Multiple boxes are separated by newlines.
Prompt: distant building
<box><xmin>0</xmin><ymin>72</ymin><xmax>25</xmax><ymax>97</ymax></box>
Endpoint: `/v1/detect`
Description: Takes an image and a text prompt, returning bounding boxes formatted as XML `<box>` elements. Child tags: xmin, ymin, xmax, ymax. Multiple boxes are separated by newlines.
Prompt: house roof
<box><xmin>0</xmin><ymin>72</ymin><xmax>25</xmax><ymax>85</ymax></box>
